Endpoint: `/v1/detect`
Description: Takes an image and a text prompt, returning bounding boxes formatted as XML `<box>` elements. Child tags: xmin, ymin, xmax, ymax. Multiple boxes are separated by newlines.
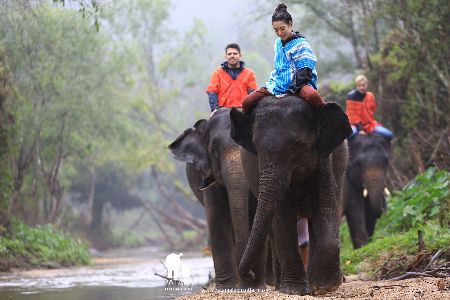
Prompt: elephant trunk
<box><xmin>239</xmin><ymin>156</ymin><xmax>290</xmax><ymax>279</ymax></box>
<box><xmin>363</xmin><ymin>169</ymin><xmax>386</xmax><ymax>218</ymax></box>
<box><xmin>223</xmin><ymin>156</ymin><xmax>250</xmax><ymax>267</ymax></box>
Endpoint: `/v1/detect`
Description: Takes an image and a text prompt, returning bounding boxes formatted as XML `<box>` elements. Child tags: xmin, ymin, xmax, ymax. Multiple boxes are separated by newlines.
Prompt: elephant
<box><xmin>342</xmin><ymin>133</ymin><xmax>391</xmax><ymax>249</ymax></box>
<box><xmin>168</xmin><ymin>108</ymin><xmax>266</xmax><ymax>289</ymax></box>
<box><xmin>230</xmin><ymin>96</ymin><xmax>352</xmax><ymax>295</ymax></box>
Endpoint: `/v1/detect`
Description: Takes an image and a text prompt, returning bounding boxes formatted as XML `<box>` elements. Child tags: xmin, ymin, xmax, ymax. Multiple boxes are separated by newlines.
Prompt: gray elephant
<box><xmin>343</xmin><ymin>133</ymin><xmax>391</xmax><ymax>249</ymax></box>
<box><xmin>230</xmin><ymin>96</ymin><xmax>351</xmax><ymax>295</ymax></box>
<box><xmin>168</xmin><ymin>108</ymin><xmax>266</xmax><ymax>289</ymax></box>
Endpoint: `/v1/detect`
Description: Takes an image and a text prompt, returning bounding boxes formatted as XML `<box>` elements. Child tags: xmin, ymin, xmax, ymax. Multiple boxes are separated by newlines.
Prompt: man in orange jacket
<box><xmin>206</xmin><ymin>43</ymin><xmax>258</xmax><ymax>112</ymax></box>
<box><xmin>346</xmin><ymin>74</ymin><xmax>393</xmax><ymax>139</ymax></box>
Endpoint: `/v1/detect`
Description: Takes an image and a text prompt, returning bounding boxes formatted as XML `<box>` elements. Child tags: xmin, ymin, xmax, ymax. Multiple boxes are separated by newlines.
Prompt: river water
<box><xmin>0</xmin><ymin>247</ymin><xmax>214</xmax><ymax>300</ymax></box>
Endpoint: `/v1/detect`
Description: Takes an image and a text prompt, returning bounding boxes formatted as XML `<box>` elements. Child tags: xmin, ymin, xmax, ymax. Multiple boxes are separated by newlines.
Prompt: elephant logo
<box><xmin>165</xmin><ymin>253</ymin><xmax>191</xmax><ymax>284</ymax></box>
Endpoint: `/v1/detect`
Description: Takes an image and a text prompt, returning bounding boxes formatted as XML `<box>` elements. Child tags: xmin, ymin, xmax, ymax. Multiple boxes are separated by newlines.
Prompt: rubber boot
<box><xmin>299</xmin><ymin>244</ymin><xmax>309</xmax><ymax>271</ymax></box>
<box><xmin>299</xmin><ymin>85</ymin><xmax>325</xmax><ymax>108</ymax></box>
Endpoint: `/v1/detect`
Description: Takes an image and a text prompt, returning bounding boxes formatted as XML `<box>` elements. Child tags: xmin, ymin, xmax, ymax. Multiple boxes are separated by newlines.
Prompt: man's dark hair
<box><xmin>225</xmin><ymin>43</ymin><xmax>241</xmax><ymax>54</ymax></box>
<box><xmin>272</xmin><ymin>3</ymin><xmax>292</xmax><ymax>24</ymax></box>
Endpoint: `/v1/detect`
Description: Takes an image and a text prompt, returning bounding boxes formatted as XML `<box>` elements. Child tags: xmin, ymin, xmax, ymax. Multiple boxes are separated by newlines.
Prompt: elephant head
<box><xmin>348</xmin><ymin>134</ymin><xmax>390</xmax><ymax>216</ymax></box>
<box><xmin>168</xmin><ymin>119</ymin><xmax>211</xmax><ymax>179</ymax></box>
<box><xmin>346</xmin><ymin>134</ymin><xmax>390</xmax><ymax>241</ymax></box>
<box><xmin>230</xmin><ymin>96</ymin><xmax>352</xmax><ymax>279</ymax></box>
<box><xmin>169</xmin><ymin>109</ymin><xmax>245</xmax><ymax>188</ymax></box>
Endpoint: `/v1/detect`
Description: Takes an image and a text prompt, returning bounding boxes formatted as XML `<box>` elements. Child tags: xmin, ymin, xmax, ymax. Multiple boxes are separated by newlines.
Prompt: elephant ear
<box><xmin>230</xmin><ymin>108</ymin><xmax>256</xmax><ymax>154</ymax></box>
<box><xmin>193</xmin><ymin>119</ymin><xmax>207</xmax><ymax>134</ymax></box>
<box><xmin>168</xmin><ymin>119</ymin><xmax>208</xmax><ymax>163</ymax></box>
<box><xmin>318</xmin><ymin>102</ymin><xmax>352</xmax><ymax>158</ymax></box>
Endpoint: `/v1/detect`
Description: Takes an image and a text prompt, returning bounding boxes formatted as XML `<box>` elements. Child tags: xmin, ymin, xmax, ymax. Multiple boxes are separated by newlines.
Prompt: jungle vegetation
<box><xmin>0</xmin><ymin>0</ymin><xmax>448</xmax><ymax>270</ymax></box>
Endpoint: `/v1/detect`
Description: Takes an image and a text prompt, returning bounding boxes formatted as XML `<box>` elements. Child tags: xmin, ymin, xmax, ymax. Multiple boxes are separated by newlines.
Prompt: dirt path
<box><xmin>177</xmin><ymin>277</ymin><xmax>449</xmax><ymax>300</ymax></box>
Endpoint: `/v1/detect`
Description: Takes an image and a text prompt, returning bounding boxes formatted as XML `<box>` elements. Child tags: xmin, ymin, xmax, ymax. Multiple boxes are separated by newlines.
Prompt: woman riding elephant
<box><xmin>229</xmin><ymin>3</ymin><xmax>351</xmax><ymax>295</ymax></box>
<box><xmin>168</xmin><ymin>108</ymin><xmax>266</xmax><ymax>289</ymax></box>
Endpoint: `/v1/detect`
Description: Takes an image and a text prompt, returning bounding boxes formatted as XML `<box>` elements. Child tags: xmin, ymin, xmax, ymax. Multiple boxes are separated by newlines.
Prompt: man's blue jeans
<box><xmin>351</xmin><ymin>124</ymin><xmax>393</xmax><ymax>138</ymax></box>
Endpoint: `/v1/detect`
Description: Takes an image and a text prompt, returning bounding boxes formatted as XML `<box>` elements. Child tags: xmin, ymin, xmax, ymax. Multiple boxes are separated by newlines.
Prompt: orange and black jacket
<box><xmin>345</xmin><ymin>89</ymin><xmax>378</xmax><ymax>133</ymax></box>
<box><xmin>206</xmin><ymin>61</ymin><xmax>257</xmax><ymax>111</ymax></box>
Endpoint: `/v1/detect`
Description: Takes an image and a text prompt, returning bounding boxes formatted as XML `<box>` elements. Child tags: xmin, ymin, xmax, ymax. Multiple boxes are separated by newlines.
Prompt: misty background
<box><xmin>1</xmin><ymin>0</ymin><xmax>447</xmax><ymax>254</ymax></box>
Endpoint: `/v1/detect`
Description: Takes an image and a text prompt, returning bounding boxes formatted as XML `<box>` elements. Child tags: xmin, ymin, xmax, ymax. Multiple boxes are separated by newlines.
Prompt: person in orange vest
<box><xmin>206</xmin><ymin>43</ymin><xmax>258</xmax><ymax>112</ymax></box>
<box><xmin>346</xmin><ymin>74</ymin><xmax>393</xmax><ymax>139</ymax></box>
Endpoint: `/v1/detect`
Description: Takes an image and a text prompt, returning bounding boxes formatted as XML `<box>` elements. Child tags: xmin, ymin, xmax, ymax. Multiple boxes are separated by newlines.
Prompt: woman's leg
<box><xmin>242</xmin><ymin>87</ymin><xmax>272</xmax><ymax>113</ymax></box>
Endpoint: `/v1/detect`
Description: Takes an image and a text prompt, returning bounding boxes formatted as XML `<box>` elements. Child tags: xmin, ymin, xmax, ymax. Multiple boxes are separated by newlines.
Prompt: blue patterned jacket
<box><xmin>265</xmin><ymin>33</ymin><xmax>318</xmax><ymax>95</ymax></box>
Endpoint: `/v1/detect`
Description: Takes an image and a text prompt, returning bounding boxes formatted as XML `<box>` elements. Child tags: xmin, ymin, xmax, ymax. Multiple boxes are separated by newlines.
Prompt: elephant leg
<box><xmin>203</xmin><ymin>184</ymin><xmax>239</xmax><ymax>289</ymax></box>
<box><xmin>308</xmin><ymin>161</ymin><xmax>343</xmax><ymax>295</ymax></box>
<box><xmin>265</xmin><ymin>239</ymin><xmax>275</xmax><ymax>286</ymax></box>
<box><xmin>345</xmin><ymin>184</ymin><xmax>369</xmax><ymax>249</ymax></box>
<box><xmin>273</xmin><ymin>197</ymin><xmax>309</xmax><ymax>295</ymax></box>
<box><xmin>269</xmin><ymin>231</ymin><xmax>281</xmax><ymax>290</ymax></box>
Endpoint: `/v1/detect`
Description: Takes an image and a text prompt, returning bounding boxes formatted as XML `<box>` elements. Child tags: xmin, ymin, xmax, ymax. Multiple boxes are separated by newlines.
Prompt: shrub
<box><xmin>0</xmin><ymin>218</ymin><xmax>90</xmax><ymax>270</ymax></box>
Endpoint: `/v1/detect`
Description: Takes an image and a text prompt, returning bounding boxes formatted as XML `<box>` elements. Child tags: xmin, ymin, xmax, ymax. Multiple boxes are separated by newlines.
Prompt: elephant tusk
<box><xmin>384</xmin><ymin>187</ymin><xmax>391</xmax><ymax>196</ymax></box>
<box><xmin>363</xmin><ymin>188</ymin><xmax>368</xmax><ymax>198</ymax></box>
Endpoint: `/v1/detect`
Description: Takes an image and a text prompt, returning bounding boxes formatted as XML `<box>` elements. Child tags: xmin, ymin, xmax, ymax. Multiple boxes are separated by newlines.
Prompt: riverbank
<box><xmin>0</xmin><ymin>219</ymin><xmax>90</xmax><ymax>272</ymax></box>
<box><xmin>177</xmin><ymin>277</ymin><xmax>449</xmax><ymax>300</ymax></box>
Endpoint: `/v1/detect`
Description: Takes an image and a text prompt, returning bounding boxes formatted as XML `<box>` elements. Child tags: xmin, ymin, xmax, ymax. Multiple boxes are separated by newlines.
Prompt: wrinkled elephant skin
<box><xmin>230</xmin><ymin>96</ymin><xmax>352</xmax><ymax>295</ymax></box>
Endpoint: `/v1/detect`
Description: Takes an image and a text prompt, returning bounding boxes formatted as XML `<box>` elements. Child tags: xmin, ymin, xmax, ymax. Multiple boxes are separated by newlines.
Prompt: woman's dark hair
<box><xmin>272</xmin><ymin>3</ymin><xmax>292</xmax><ymax>24</ymax></box>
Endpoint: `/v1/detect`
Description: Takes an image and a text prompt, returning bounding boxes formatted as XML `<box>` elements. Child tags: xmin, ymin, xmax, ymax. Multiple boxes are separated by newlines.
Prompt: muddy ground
<box><xmin>177</xmin><ymin>276</ymin><xmax>449</xmax><ymax>300</ymax></box>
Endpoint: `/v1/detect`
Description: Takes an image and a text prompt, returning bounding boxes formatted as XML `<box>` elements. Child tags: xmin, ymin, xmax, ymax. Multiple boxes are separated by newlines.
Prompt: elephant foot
<box><xmin>240</xmin><ymin>280</ymin><xmax>267</xmax><ymax>290</ymax></box>
<box><xmin>278</xmin><ymin>282</ymin><xmax>311</xmax><ymax>296</ymax></box>
<box><xmin>309</xmin><ymin>273</ymin><xmax>343</xmax><ymax>295</ymax></box>
<box><xmin>214</xmin><ymin>281</ymin><xmax>239</xmax><ymax>290</ymax></box>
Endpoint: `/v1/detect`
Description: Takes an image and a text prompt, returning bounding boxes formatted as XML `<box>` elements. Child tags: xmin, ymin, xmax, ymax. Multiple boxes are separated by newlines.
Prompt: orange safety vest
<box><xmin>206</xmin><ymin>67</ymin><xmax>258</xmax><ymax>108</ymax></box>
<box><xmin>346</xmin><ymin>91</ymin><xmax>378</xmax><ymax>133</ymax></box>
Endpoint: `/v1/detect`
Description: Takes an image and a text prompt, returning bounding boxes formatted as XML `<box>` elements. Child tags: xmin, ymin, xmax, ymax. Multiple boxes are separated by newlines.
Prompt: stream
<box><xmin>0</xmin><ymin>247</ymin><xmax>214</xmax><ymax>300</ymax></box>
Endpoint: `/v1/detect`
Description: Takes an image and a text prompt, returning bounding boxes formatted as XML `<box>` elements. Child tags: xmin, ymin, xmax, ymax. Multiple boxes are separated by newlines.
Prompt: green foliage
<box><xmin>53</xmin><ymin>0</ymin><xmax>103</xmax><ymax>31</ymax></box>
<box><xmin>376</xmin><ymin>168</ymin><xmax>449</xmax><ymax>234</ymax></box>
<box><xmin>321</xmin><ymin>81</ymin><xmax>354</xmax><ymax>106</ymax></box>
<box><xmin>0</xmin><ymin>47</ymin><xmax>14</xmax><ymax>219</ymax></box>
<box><xmin>341</xmin><ymin>224</ymin><xmax>450</xmax><ymax>275</ymax></box>
<box><xmin>340</xmin><ymin>169</ymin><xmax>450</xmax><ymax>275</ymax></box>
<box><xmin>0</xmin><ymin>218</ymin><xmax>90</xmax><ymax>270</ymax></box>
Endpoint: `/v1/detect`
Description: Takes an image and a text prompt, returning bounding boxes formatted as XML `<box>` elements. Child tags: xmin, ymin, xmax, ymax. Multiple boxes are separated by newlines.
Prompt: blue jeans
<box><xmin>350</xmin><ymin>125</ymin><xmax>393</xmax><ymax>139</ymax></box>
<box><xmin>373</xmin><ymin>125</ymin><xmax>393</xmax><ymax>138</ymax></box>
